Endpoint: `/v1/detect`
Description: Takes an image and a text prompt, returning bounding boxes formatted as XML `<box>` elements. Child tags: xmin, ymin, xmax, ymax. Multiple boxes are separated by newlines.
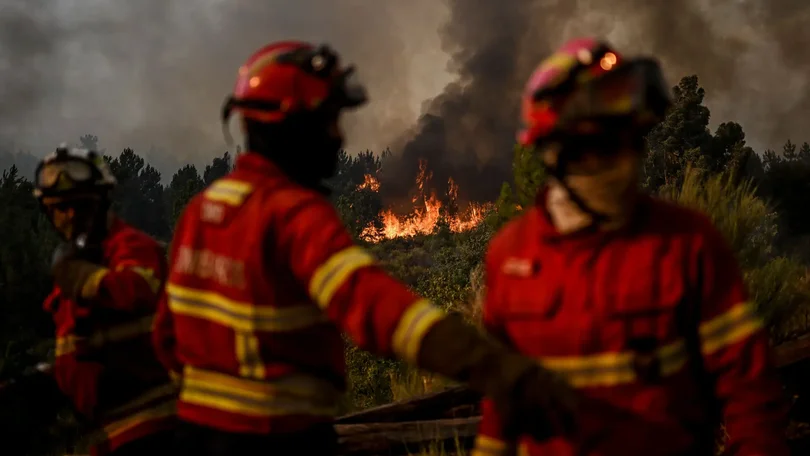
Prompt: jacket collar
<box><xmin>533</xmin><ymin>185</ymin><xmax>651</xmax><ymax>248</ymax></box>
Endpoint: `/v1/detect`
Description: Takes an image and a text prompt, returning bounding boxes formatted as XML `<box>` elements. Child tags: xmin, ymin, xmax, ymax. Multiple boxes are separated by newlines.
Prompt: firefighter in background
<box><xmin>34</xmin><ymin>146</ymin><xmax>176</xmax><ymax>456</ymax></box>
<box><xmin>153</xmin><ymin>40</ymin><xmax>577</xmax><ymax>455</ymax></box>
<box><xmin>471</xmin><ymin>37</ymin><xmax>790</xmax><ymax>456</ymax></box>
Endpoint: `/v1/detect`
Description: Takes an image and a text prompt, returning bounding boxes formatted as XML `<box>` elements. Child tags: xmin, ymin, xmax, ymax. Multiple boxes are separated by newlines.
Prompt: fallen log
<box><xmin>775</xmin><ymin>336</ymin><xmax>810</xmax><ymax>368</ymax></box>
<box><xmin>336</xmin><ymin>417</ymin><xmax>480</xmax><ymax>455</ymax></box>
<box><xmin>336</xmin><ymin>337</ymin><xmax>810</xmax><ymax>426</ymax></box>
<box><xmin>336</xmin><ymin>385</ymin><xmax>482</xmax><ymax>424</ymax></box>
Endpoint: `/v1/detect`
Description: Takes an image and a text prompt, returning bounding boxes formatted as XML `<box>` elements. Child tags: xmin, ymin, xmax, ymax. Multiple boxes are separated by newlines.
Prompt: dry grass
<box><xmin>409</xmin><ymin>437</ymin><xmax>469</xmax><ymax>455</ymax></box>
<box><xmin>389</xmin><ymin>367</ymin><xmax>455</xmax><ymax>402</ymax></box>
<box><xmin>388</xmin><ymin>369</ymin><xmax>470</xmax><ymax>455</ymax></box>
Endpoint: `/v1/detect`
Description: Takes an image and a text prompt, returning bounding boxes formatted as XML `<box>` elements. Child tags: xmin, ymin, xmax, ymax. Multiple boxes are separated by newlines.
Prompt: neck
<box><xmin>545</xmin><ymin>181</ymin><xmax>633</xmax><ymax>234</ymax></box>
<box><xmin>546</xmin><ymin>182</ymin><xmax>594</xmax><ymax>234</ymax></box>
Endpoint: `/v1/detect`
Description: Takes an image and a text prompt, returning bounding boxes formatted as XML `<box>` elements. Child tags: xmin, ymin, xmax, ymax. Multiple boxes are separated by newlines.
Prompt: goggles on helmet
<box><xmin>274</xmin><ymin>44</ymin><xmax>368</xmax><ymax>109</ymax></box>
<box><xmin>553</xmin><ymin>58</ymin><xmax>670</xmax><ymax>131</ymax></box>
<box><xmin>529</xmin><ymin>47</ymin><xmax>671</xmax><ymax>144</ymax></box>
<box><xmin>222</xmin><ymin>45</ymin><xmax>367</xmax><ymax>124</ymax></box>
<box><xmin>35</xmin><ymin>159</ymin><xmax>96</xmax><ymax>190</ymax></box>
<box><xmin>33</xmin><ymin>155</ymin><xmax>111</xmax><ymax>200</ymax></box>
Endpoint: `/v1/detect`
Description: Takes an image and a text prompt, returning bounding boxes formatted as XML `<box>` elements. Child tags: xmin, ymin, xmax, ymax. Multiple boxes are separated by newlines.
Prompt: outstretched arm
<box><xmin>277</xmin><ymin>195</ymin><xmax>446</xmax><ymax>364</ymax></box>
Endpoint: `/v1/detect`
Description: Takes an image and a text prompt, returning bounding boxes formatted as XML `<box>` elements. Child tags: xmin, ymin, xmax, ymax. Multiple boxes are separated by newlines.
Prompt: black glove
<box><xmin>51</xmin><ymin>242</ymin><xmax>107</xmax><ymax>301</ymax></box>
<box><xmin>416</xmin><ymin>315</ymin><xmax>577</xmax><ymax>442</ymax></box>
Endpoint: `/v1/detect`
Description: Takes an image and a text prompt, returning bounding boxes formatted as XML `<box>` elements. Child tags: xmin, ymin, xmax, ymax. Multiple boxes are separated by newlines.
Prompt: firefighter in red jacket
<box><xmin>471</xmin><ymin>37</ymin><xmax>790</xmax><ymax>456</ymax></box>
<box><xmin>153</xmin><ymin>40</ymin><xmax>577</xmax><ymax>455</ymax></box>
<box><xmin>34</xmin><ymin>146</ymin><xmax>176</xmax><ymax>456</ymax></box>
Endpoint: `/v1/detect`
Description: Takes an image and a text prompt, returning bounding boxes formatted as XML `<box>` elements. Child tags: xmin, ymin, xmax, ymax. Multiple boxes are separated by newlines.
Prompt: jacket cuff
<box><xmin>471</xmin><ymin>434</ymin><xmax>509</xmax><ymax>456</ymax></box>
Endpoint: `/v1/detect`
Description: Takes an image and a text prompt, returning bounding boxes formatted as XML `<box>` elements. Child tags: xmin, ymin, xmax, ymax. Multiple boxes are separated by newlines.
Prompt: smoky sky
<box><xmin>384</xmin><ymin>0</ymin><xmax>810</xmax><ymax>202</ymax></box>
<box><xmin>0</xmin><ymin>0</ymin><xmax>451</xmax><ymax>175</ymax></box>
<box><xmin>1</xmin><ymin>1</ymin><xmax>808</xmax><ymax>200</ymax></box>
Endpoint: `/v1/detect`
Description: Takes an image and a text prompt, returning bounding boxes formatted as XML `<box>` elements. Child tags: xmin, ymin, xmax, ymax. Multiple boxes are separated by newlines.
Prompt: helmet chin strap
<box><xmin>542</xmin><ymin>148</ymin><xmax>609</xmax><ymax>227</ymax></box>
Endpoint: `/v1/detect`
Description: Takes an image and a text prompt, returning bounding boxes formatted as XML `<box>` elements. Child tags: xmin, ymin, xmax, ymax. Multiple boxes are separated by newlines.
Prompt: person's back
<box><xmin>166</xmin><ymin>154</ymin><xmax>355</xmax><ymax>435</ymax></box>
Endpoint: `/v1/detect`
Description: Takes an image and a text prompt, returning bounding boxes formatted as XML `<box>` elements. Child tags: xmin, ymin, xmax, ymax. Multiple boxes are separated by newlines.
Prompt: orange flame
<box><xmin>357</xmin><ymin>174</ymin><xmax>380</xmax><ymax>191</ymax></box>
<box><xmin>360</xmin><ymin>160</ymin><xmax>491</xmax><ymax>242</ymax></box>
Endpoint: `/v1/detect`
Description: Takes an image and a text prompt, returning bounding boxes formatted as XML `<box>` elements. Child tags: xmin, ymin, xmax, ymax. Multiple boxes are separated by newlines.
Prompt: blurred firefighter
<box><xmin>153</xmin><ymin>40</ymin><xmax>577</xmax><ymax>456</ymax></box>
<box><xmin>34</xmin><ymin>146</ymin><xmax>176</xmax><ymax>456</ymax></box>
<box><xmin>471</xmin><ymin>37</ymin><xmax>790</xmax><ymax>456</ymax></box>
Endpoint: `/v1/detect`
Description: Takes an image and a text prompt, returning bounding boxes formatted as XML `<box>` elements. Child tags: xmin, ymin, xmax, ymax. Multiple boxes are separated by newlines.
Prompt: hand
<box><xmin>415</xmin><ymin>316</ymin><xmax>578</xmax><ymax>440</ymax></box>
<box><xmin>51</xmin><ymin>249</ymin><xmax>107</xmax><ymax>301</ymax></box>
<box><xmin>495</xmin><ymin>354</ymin><xmax>578</xmax><ymax>441</ymax></box>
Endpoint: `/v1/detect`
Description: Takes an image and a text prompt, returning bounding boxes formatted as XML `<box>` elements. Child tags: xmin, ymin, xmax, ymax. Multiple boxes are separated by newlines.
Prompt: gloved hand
<box><xmin>416</xmin><ymin>315</ymin><xmax>577</xmax><ymax>441</ymax></box>
<box><xmin>51</xmin><ymin>242</ymin><xmax>107</xmax><ymax>301</ymax></box>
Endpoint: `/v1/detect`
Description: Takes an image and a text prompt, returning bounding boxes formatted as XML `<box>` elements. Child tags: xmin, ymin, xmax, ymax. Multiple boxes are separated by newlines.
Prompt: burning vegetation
<box><xmin>359</xmin><ymin>159</ymin><xmax>492</xmax><ymax>242</ymax></box>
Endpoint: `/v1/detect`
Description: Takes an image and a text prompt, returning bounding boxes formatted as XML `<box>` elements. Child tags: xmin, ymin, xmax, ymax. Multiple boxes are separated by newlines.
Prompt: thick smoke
<box><xmin>383</xmin><ymin>0</ymin><xmax>810</xmax><ymax>203</ymax></box>
<box><xmin>1</xmin><ymin>1</ymin><xmax>808</xmax><ymax>199</ymax></box>
<box><xmin>0</xmin><ymin>0</ymin><xmax>450</xmax><ymax>174</ymax></box>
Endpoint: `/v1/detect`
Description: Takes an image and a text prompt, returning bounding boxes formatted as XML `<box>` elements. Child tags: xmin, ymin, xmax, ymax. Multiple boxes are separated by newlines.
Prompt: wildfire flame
<box><xmin>358</xmin><ymin>174</ymin><xmax>380</xmax><ymax>191</ymax></box>
<box><xmin>359</xmin><ymin>159</ymin><xmax>491</xmax><ymax>242</ymax></box>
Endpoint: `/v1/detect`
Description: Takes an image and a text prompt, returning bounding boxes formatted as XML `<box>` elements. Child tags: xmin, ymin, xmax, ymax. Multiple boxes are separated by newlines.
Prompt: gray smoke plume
<box><xmin>383</xmin><ymin>0</ymin><xmax>810</xmax><ymax>203</ymax></box>
<box><xmin>0</xmin><ymin>0</ymin><xmax>450</xmax><ymax>175</ymax></box>
<box><xmin>0</xmin><ymin>0</ymin><xmax>808</xmax><ymax>197</ymax></box>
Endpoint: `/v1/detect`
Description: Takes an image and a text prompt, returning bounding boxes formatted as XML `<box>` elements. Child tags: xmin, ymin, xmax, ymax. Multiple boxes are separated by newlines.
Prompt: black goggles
<box><xmin>222</xmin><ymin>45</ymin><xmax>368</xmax><ymax>120</ymax></box>
<box><xmin>558</xmin><ymin>58</ymin><xmax>671</xmax><ymax>126</ymax></box>
<box><xmin>275</xmin><ymin>44</ymin><xmax>368</xmax><ymax>108</ymax></box>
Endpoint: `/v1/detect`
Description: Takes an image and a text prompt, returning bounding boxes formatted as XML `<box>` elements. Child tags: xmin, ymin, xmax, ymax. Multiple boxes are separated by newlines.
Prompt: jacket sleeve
<box><xmin>152</xmin><ymin>221</ymin><xmax>184</xmax><ymax>380</ymax></box>
<box><xmin>82</xmin><ymin>231</ymin><xmax>167</xmax><ymax>313</ymax></box>
<box><xmin>45</xmin><ymin>291</ymin><xmax>105</xmax><ymax>419</ymax></box>
<box><xmin>275</xmin><ymin>194</ymin><xmax>447</xmax><ymax>365</ymax></box>
<box><xmin>152</xmin><ymin>291</ymin><xmax>181</xmax><ymax>381</ymax></box>
<box><xmin>473</xmin><ymin>245</ymin><xmax>511</xmax><ymax>456</ymax></box>
<box><xmin>694</xmin><ymin>221</ymin><xmax>789</xmax><ymax>456</ymax></box>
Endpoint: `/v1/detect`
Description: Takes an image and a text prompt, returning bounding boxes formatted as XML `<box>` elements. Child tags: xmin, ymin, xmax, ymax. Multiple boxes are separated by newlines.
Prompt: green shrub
<box><xmin>664</xmin><ymin>168</ymin><xmax>810</xmax><ymax>343</ymax></box>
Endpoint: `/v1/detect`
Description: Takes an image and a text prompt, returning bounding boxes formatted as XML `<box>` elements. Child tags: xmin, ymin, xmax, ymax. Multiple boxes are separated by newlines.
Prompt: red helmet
<box><xmin>221</xmin><ymin>41</ymin><xmax>368</xmax><ymax>141</ymax></box>
<box><xmin>518</xmin><ymin>37</ymin><xmax>671</xmax><ymax>148</ymax></box>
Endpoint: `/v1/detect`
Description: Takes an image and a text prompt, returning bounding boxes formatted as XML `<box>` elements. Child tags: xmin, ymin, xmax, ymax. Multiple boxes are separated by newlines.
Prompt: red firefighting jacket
<box><xmin>472</xmin><ymin>189</ymin><xmax>789</xmax><ymax>456</ymax></box>
<box><xmin>152</xmin><ymin>152</ymin><xmax>446</xmax><ymax>434</ymax></box>
<box><xmin>44</xmin><ymin>218</ymin><xmax>177</xmax><ymax>456</ymax></box>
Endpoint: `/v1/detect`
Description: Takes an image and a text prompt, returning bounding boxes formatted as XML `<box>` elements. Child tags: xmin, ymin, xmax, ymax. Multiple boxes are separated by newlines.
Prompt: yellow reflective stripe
<box><xmin>517</xmin><ymin>442</ymin><xmax>530</xmax><ymax>456</ymax></box>
<box><xmin>540</xmin><ymin>339</ymin><xmax>689</xmax><ymax>388</ymax></box>
<box><xmin>204</xmin><ymin>179</ymin><xmax>253</xmax><ymax>206</ymax></box>
<box><xmin>55</xmin><ymin>336</ymin><xmax>77</xmax><ymax>357</ymax></box>
<box><xmin>166</xmin><ymin>283</ymin><xmax>327</xmax><ymax>332</ymax></box>
<box><xmin>80</xmin><ymin>267</ymin><xmax>110</xmax><ymax>299</ymax></box>
<box><xmin>55</xmin><ymin>314</ymin><xmax>155</xmax><ymax>356</ymax></box>
<box><xmin>115</xmin><ymin>265</ymin><xmax>161</xmax><ymax>294</ymax></box>
<box><xmin>471</xmin><ymin>435</ymin><xmax>508</xmax><ymax>456</ymax></box>
<box><xmin>308</xmin><ymin>246</ymin><xmax>376</xmax><ymax>309</ymax></box>
<box><xmin>699</xmin><ymin>301</ymin><xmax>763</xmax><ymax>355</ymax></box>
<box><xmin>103</xmin><ymin>399</ymin><xmax>176</xmax><ymax>440</ymax></box>
<box><xmin>235</xmin><ymin>331</ymin><xmax>265</xmax><ymax>379</ymax></box>
<box><xmin>211</xmin><ymin>179</ymin><xmax>252</xmax><ymax>193</ymax></box>
<box><xmin>180</xmin><ymin>365</ymin><xmax>339</xmax><ymax>417</ymax></box>
<box><xmin>391</xmin><ymin>299</ymin><xmax>446</xmax><ymax>364</ymax></box>
<box><xmin>87</xmin><ymin>314</ymin><xmax>155</xmax><ymax>346</ymax></box>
